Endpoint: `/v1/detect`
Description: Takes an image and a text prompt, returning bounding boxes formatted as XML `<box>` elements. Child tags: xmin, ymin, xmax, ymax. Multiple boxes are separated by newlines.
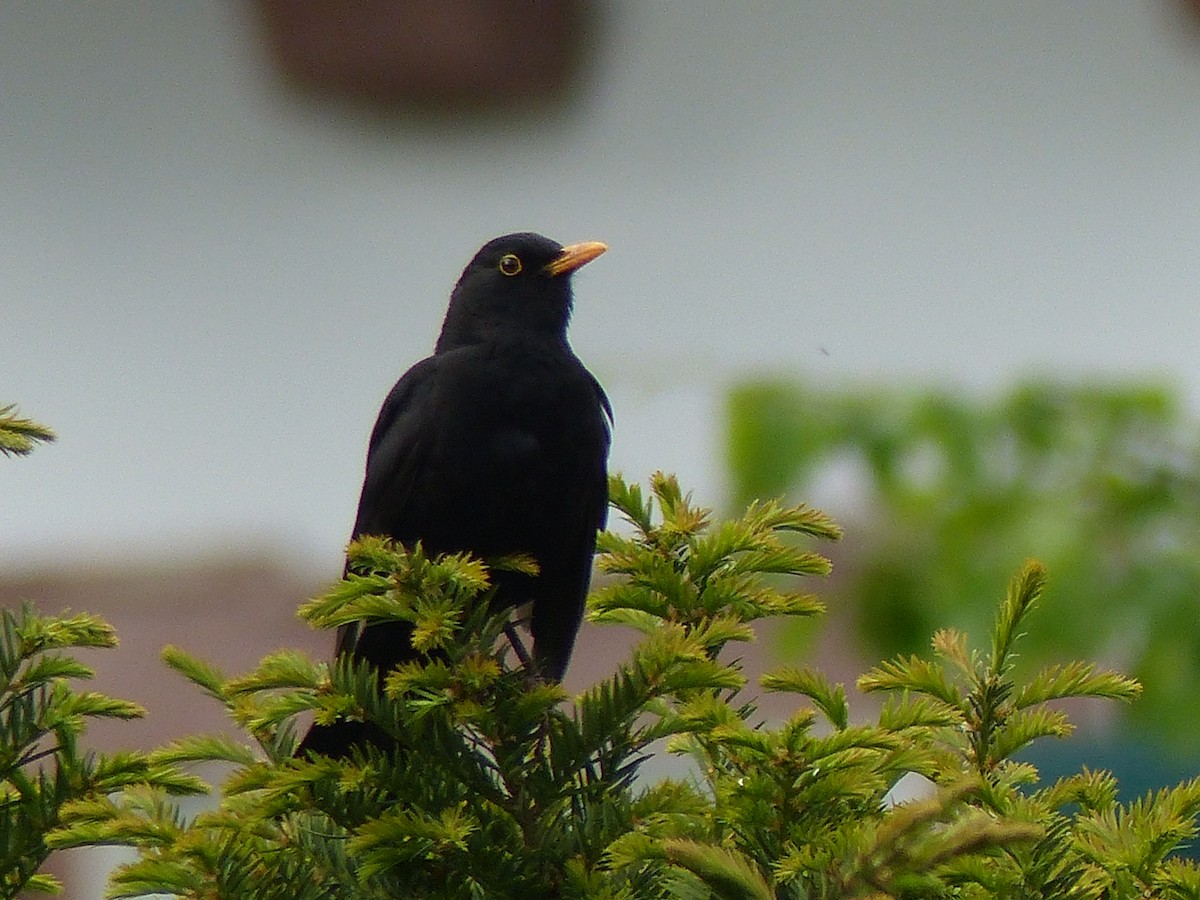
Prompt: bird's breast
<box><xmin>433</xmin><ymin>344</ymin><xmax>597</xmax><ymax>453</ymax></box>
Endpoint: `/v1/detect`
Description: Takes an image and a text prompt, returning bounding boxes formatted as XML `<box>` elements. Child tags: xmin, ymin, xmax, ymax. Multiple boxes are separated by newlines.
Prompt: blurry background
<box><xmin>5</xmin><ymin>2</ymin><xmax>1200</xmax><ymax>893</ymax></box>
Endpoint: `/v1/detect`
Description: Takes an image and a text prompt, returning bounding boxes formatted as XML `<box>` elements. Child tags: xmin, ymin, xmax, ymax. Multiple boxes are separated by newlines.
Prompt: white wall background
<box><xmin>5</xmin><ymin>1</ymin><xmax>1200</xmax><ymax>574</ymax></box>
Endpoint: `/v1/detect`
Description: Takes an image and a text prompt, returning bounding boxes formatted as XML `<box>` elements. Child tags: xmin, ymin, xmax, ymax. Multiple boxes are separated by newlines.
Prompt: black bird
<box><xmin>299</xmin><ymin>232</ymin><xmax>611</xmax><ymax>756</ymax></box>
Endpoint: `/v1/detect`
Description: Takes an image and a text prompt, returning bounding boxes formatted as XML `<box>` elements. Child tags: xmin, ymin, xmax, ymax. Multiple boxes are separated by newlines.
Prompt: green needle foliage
<box><xmin>0</xmin><ymin>405</ymin><xmax>55</xmax><ymax>457</ymax></box>
<box><xmin>0</xmin><ymin>605</ymin><xmax>208</xmax><ymax>898</ymax></box>
<box><xmin>32</xmin><ymin>474</ymin><xmax>1200</xmax><ymax>897</ymax></box>
<box><xmin>44</xmin><ymin>475</ymin><xmax>841</xmax><ymax>898</ymax></box>
<box><xmin>0</xmin><ymin>406</ymin><xmax>202</xmax><ymax>897</ymax></box>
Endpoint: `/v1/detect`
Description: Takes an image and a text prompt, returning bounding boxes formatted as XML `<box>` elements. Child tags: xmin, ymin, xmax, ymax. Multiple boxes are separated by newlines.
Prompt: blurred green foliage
<box><xmin>726</xmin><ymin>378</ymin><xmax>1200</xmax><ymax>744</ymax></box>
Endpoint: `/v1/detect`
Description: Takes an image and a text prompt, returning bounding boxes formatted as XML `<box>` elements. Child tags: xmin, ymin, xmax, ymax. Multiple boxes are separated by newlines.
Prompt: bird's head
<box><xmin>436</xmin><ymin>232</ymin><xmax>607</xmax><ymax>352</ymax></box>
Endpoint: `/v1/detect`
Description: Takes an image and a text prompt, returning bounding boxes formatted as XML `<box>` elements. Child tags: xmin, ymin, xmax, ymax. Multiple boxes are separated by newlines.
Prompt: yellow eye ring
<box><xmin>498</xmin><ymin>254</ymin><xmax>522</xmax><ymax>276</ymax></box>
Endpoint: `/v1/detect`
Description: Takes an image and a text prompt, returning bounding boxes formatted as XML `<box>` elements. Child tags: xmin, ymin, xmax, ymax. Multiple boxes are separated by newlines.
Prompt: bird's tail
<box><xmin>295</xmin><ymin>619</ymin><xmax>420</xmax><ymax>759</ymax></box>
<box><xmin>296</xmin><ymin>718</ymin><xmax>397</xmax><ymax>758</ymax></box>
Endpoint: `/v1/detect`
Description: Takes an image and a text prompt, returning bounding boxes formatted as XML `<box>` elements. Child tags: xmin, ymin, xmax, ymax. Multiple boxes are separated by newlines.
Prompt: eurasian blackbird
<box><xmin>299</xmin><ymin>232</ymin><xmax>611</xmax><ymax>756</ymax></box>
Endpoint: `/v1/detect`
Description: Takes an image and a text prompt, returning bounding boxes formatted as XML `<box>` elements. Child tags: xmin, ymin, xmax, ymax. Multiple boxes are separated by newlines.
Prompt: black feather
<box><xmin>300</xmin><ymin>233</ymin><xmax>611</xmax><ymax>757</ymax></box>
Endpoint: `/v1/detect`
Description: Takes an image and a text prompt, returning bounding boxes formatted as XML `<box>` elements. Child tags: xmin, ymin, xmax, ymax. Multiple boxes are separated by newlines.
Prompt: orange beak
<box><xmin>544</xmin><ymin>241</ymin><xmax>608</xmax><ymax>277</ymax></box>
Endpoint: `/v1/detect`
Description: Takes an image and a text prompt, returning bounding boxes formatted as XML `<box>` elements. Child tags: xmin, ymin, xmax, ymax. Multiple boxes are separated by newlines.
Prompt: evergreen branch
<box><xmin>20</xmin><ymin>477</ymin><xmax>1194</xmax><ymax>898</ymax></box>
<box><xmin>53</xmin><ymin>690</ymin><xmax>145</xmax><ymax>722</ymax></box>
<box><xmin>930</xmin><ymin>628</ymin><xmax>973</xmax><ymax>679</ymax></box>
<box><xmin>224</xmin><ymin>651</ymin><xmax>322</xmax><ymax>695</ymax></box>
<box><xmin>161</xmin><ymin>645</ymin><xmax>230</xmax><ymax>705</ymax></box>
<box><xmin>1015</xmin><ymin>661</ymin><xmax>1142</xmax><ymax>708</ymax></box>
<box><xmin>650</xmin><ymin>472</ymin><xmax>711</xmax><ymax>539</ymax></box>
<box><xmin>607</xmin><ymin>473</ymin><xmax>655</xmax><ymax>535</ymax></box>
<box><xmin>990</xmin><ymin>560</ymin><xmax>1046</xmax><ymax>679</ymax></box>
<box><xmin>724</xmin><ymin>545</ymin><xmax>831</xmax><ymax>578</ymax></box>
<box><xmin>294</xmin><ymin>574</ymin><xmax>395</xmax><ymax>628</ymax></box>
<box><xmin>660</xmin><ymin>839</ymin><xmax>774</xmax><ymax>900</ymax></box>
<box><xmin>985</xmin><ymin>707</ymin><xmax>1074</xmax><ymax>764</ymax></box>
<box><xmin>876</xmin><ymin>694</ymin><xmax>963</xmax><ymax>731</ymax></box>
<box><xmin>740</xmin><ymin>497</ymin><xmax>843</xmax><ymax>541</ymax></box>
<box><xmin>18</xmin><ymin>873</ymin><xmax>61</xmax><ymax>894</ymax></box>
<box><xmin>149</xmin><ymin>735</ymin><xmax>259</xmax><ymax>769</ymax></box>
<box><xmin>11</xmin><ymin>654</ymin><xmax>96</xmax><ymax>687</ymax></box>
<box><xmin>0</xmin><ymin>606</ymin><xmax>204</xmax><ymax>897</ymax></box>
<box><xmin>585</xmin><ymin>604</ymin><xmax>663</xmax><ymax>633</ymax></box>
<box><xmin>0</xmin><ymin>405</ymin><xmax>56</xmax><ymax>457</ymax></box>
<box><xmin>1073</xmin><ymin>777</ymin><xmax>1200</xmax><ymax>887</ymax></box>
<box><xmin>13</xmin><ymin>607</ymin><xmax>119</xmax><ymax>655</ymax></box>
<box><xmin>1154</xmin><ymin>858</ymin><xmax>1200</xmax><ymax>899</ymax></box>
<box><xmin>858</xmin><ymin>655</ymin><xmax>963</xmax><ymax>709</ymax></box>
<box><xmin>1039</xmin><ymin>767</ymin><xmax>1120</xmax><ymax>815</ymax></box>
<box><xmin>760</xmin><ymin>666</ymin><xmax>849</xmax><ymax>730</ymax></box>
<box><xmin>840</xmin><ymin>781</ymin><xmax>1041</xmax><ymax>895</ymax></box>
<box><xmin>350</xmin><ymin>805</ymin><xmax>478</xmax><ymax>876</ymax></box>
<box><xmin>738</xmin><ymin>587</ymin><xmax>825</xmax><ymax>618</ymax></box>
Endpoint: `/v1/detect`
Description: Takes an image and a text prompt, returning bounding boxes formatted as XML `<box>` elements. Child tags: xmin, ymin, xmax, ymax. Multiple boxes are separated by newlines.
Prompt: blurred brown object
<box><xmin>253</xmin><ymin>0</ymin><xmax>600</xmax><ymax>108</ymax></box>
<box><xmin>1171</xmin><ymin>0</ymin><xmax>1200</xmax><ymax>43</ymax></box>
<box><xmin>0</xmin><ymin>556</ymin><xmax>327</xmax><ymax>753</ymax></box>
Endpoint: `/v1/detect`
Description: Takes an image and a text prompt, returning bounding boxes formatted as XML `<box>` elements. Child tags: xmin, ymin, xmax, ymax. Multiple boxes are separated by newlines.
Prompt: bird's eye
<box><xmin>498</xmin><ymin>254</ymin><xmax>523</xmax><ymax>276</ymax></box>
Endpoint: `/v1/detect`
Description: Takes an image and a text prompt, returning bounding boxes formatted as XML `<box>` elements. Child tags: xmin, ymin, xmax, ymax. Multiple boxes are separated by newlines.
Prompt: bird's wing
<box><xmin>352</xmin><ymin>355</ymin><xmax>441</xmax><ymax>538</ymax></box>
<box><xmin>529</xmin><ymin>375</ymin><xmax>613</xmax><ymax>680</ymax></box>
<box><xmin>589</xmin><ymin>373</ymin><xmax>613</xmax><ymax>531</ymax></box>
<box><xmin>335</xmin><ymin>355</ymin><xmax>440</xmax><ymax>658</ymax></box>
